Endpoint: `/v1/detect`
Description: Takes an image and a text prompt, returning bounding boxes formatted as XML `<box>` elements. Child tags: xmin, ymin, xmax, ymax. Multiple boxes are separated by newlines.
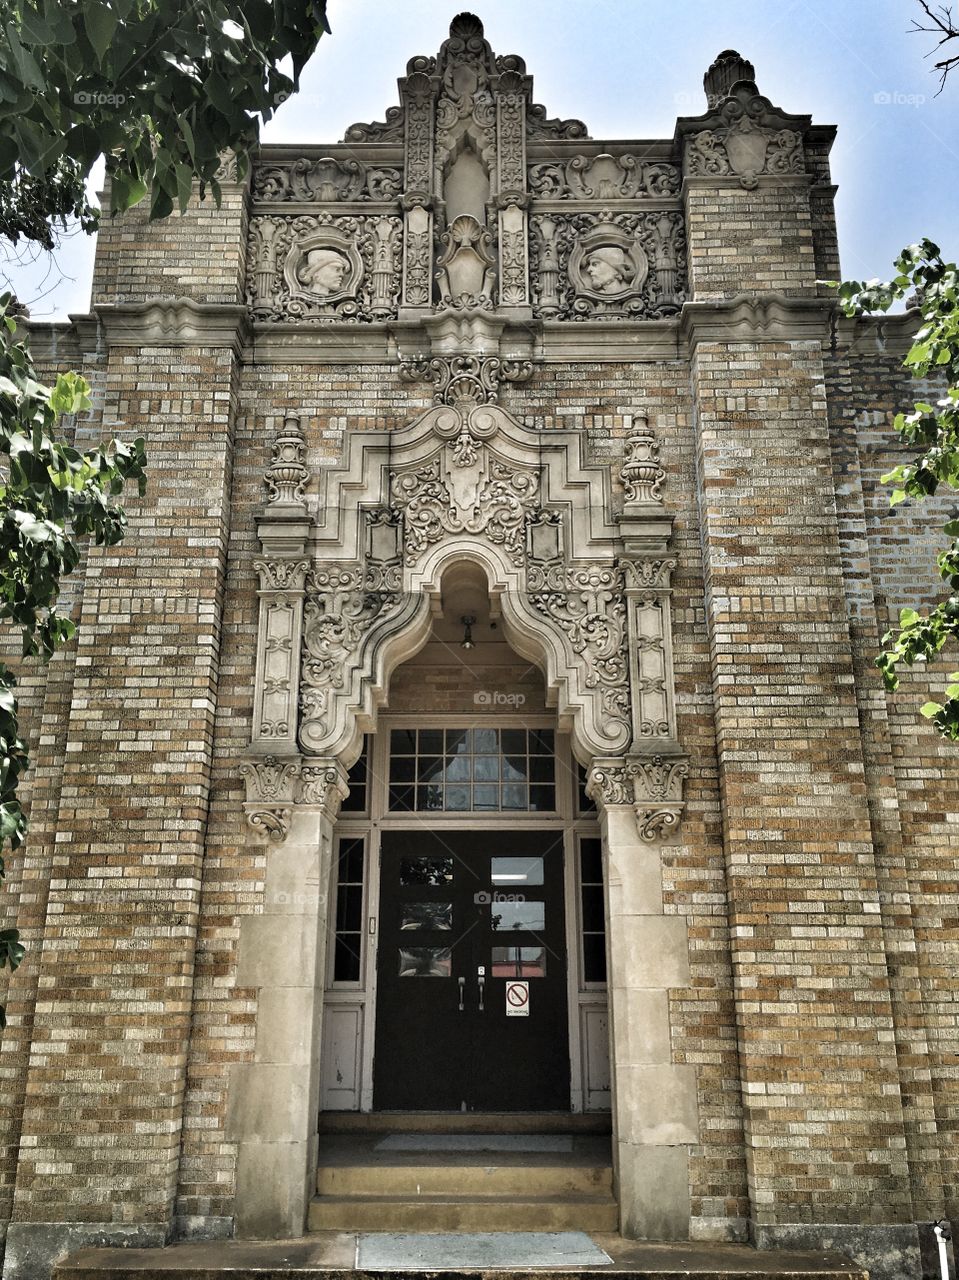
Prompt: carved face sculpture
<box><xmin>583</xmin><ymin>246</ymin><xmax>631</xmax><ymax>294</ymax></box>
<box><xmin>299</xmin><ymin>248</ymin><xmax>348</xmax><ymax>297</ymax></box>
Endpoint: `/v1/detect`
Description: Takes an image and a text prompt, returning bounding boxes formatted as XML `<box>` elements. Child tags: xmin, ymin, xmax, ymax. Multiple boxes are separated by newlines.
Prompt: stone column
<box><xmin>228</xmin><ymin>763</ymin><xmax>348</xmax><ymax>1237</ymax></box>
<box><xmin>588</xmin><ymin>765</ymin><xmax>698</xmax><ymax>1240</ymax></box>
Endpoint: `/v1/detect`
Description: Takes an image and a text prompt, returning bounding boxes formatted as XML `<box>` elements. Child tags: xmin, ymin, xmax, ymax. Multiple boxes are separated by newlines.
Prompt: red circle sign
<box><xmin>506</xmin><ymin>981</ymin><xmax>529</xmax><ymax>1007</ymax></box>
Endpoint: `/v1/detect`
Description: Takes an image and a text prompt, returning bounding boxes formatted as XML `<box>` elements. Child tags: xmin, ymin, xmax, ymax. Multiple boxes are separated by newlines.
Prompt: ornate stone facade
<box><xmin>3</xmin><ymin>17</ymin><xmax>957</xmax><ymax>1280</ymax></box>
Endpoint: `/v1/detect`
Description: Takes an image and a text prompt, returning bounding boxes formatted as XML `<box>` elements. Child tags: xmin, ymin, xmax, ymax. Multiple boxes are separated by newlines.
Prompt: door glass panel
<box><xmin>400</xmin><ymin>857</ymin><xmax>454</xmax><ymax>885</ymax></box>
<box><xmin>491</xmin><ymin>946</ymin><xmax>546</xmax><ymax>977</ymax></box>
<box><xmin>386</xmin><ymin>728</ymin><xmax>556</xmax><ymax>811</ymax></box>
<box><xmin>491</xmin><ymin>900</ymin><xmax>546</xmax><ymax>931</ymax></box>
<box><xmin>492</xmin><ymin>856</ymin><xmax>544</xmax><ymax>887</ymax></box>
<box><xmin>399</xmin><ymin>947</ymin><xmax>452</xmax><ymax>977</ymax></box>
<box><xmin>401</xmin><ymin>902</ymin><xmax>453</xmax><ymax>931</ymax></box>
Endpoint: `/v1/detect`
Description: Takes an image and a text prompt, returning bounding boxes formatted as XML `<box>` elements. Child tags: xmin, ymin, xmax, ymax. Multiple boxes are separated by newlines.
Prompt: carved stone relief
<box><xmin>531</xmin><ymin>211</ymin><xmax>686</xmax><ymax>319</ymax></box>
<box><xmin>246</xmin><ymin>389</ymin><xmax>688</xmax><ymax>841</ymax></box>
<box><xmin>398</xmin><ymin>353</ymin><xmax>532</xmax><ymax>406</ymax></box>
<box><xmin>527</xmin><ymin>562</ymin><xmax>630</xmax><ymax>738</ymax></box>
<box><xmin>252</xmin><ymin>156</ymin><xmax>402</xmax><ymax>203</ymax></box>
<box><xmin>586</xmin><ymin>753</ymin><xmax>689</xmax><ymax>842</ymax></box>
<box><xmin>685</xmin><ymin>87</ymin><xmax>805</xmax><ymax>189</ymax></box>
<box><xmin>529</xmin><ymin>154</ymin><xmax>680</xmax><ymax>200</ymax></box>
<box><xmin>526</xmin><ymin>102</ymin><xmax>588</xmax><ymax>138</ymax></box>
<box><xmin>390</xmin><ymin>440</ymin><xmax>541</xmax><ymax>569</ymax></box>
<box><xmin>300</xmin><ymin>565</ymin><xmax>404</xmax><ymax>743</ymax></box>
<box><xmin>247</xmin><ymin>213</ymin><xmax>401</xmax><ymax>321</ymax></box>
<box><xmin>435</xmin><ymin>214</ymin><xmax>497</xmax><ymax>308</ymax></box>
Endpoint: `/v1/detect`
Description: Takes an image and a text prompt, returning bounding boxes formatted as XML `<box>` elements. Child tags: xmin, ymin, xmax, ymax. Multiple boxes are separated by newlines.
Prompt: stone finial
<box><xmin>703</xmin><ymin>49</ymin><xmax>757</xmax><ymax>108</ymax></box>
<box><xmin>621</xmin><ymin>417</ymin><xmax>665</xmax><ymax>507</ymax></box>
<box><xmin>449</xmin><ymin>11</ymin><xmax>484</xmax><ymax>40</ymax></box>
<box><xmin>264</xmin><ymin>416</ymin><xmax>309</xmax><ymax>508</ymax></box>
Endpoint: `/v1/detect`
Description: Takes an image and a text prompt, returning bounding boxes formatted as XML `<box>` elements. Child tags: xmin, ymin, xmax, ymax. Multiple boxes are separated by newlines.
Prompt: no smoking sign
<box><xmin>505</xmin><ymin>980</ymin><xmax>530</xmax><ymax>1017</ymax></box>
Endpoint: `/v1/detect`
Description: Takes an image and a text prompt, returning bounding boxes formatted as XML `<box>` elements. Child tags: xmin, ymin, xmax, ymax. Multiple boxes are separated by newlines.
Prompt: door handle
<box><xmin>477</xmin><ymin>975</ymin><xmax>485</xmax><ymax>1012</ymax></box>
<box><xmin>458</xmin><ymin>976</ymin><xmax>465</xmax><ymax>1012</ymax></box>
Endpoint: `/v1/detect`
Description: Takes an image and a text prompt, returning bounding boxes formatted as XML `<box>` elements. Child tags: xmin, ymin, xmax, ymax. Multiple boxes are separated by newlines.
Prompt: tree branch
<box><xmin>911</xmin><ymin>1</ymin><xmax>959</xmax><ymax>91</ymax></box>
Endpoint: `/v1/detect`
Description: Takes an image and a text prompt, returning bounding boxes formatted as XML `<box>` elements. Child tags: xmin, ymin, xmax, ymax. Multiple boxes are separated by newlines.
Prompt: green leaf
<box><xmin>920</xmin><ymin>701</ymin><xmax>943</xmax><ymax>718</ymax></box>
<box><xmin>84</xmin><ymin>2</ymin><xmax>119</xmax><ymax>63</ymax></box>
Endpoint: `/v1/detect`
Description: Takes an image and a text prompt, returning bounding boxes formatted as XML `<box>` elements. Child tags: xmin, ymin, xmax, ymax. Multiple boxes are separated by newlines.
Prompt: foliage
<box><xmin>833</xmin><ymin>239</ymin><xmax>959</xmax><ymax>739</ymax></box>
<box><xmin>0</xmin><ymin>292</ymin><xmax>146</xmax><ymax>1022</ymax></box>
<box><xmin>0</xmin><ymin>0</ymin><xmax>329</xmax><ymax>1025</ymax></box>
<box><xmin>0</xmin><ymin>0</ymin><xmax>330</xmax><ymax>239</ymax></box>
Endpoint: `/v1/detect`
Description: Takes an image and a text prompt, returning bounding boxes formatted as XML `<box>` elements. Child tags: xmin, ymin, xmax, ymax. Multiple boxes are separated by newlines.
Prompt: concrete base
<box><xmin>52</xmin><ymin>1234</ymin><xmax>866</xmax><ymax>1280</ymax></box>
<box><xmin>4</xmin><ymin>1224</ymin><xmax>170</xmax><ymax>1280</ymax></box>
<box><xmin>752</xmin><ymin>1223</ymin><xmax>921</xmax><ymax>1280</ymax></box>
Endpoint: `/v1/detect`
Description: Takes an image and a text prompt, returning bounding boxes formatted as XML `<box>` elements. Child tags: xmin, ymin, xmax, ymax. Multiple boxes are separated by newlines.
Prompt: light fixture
<box><xmin>460</xmin><ymin>615</ymin><xmax>476</xmax><ymax>650</ymax></box>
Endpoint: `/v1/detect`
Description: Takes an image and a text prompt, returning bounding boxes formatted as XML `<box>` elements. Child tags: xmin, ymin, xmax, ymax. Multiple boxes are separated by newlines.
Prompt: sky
<box><xmin>7</xmin><ymin>0</ymin><xmax>959</xmax><ymax>319</ymax></box>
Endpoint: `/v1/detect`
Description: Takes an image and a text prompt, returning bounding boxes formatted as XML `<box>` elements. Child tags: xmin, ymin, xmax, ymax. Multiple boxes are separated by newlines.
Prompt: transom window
<box><xmin>388</xmin><ymin>727</ymin><xmax>555</xmax><ymax>812</ymax></box>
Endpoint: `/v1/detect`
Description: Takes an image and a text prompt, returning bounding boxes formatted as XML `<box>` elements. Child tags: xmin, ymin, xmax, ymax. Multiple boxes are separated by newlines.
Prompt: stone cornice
<box><xmin>833</xmin><ymin>310</ymin><xmax>920</xmax><ymax>359</ymax></box>
<box><xmin>680</xmin><ymin>293</ymin><xmax>833</xmax><ymax>345</ymax></box>
<box><xmin>681</xmin><ymin>173</ymin><xmax>813</xmax><ymax>194</ymax></box>
<box><xmin>93</xmin><ymin>299</ymin><xmax>252</xmax><ymax>350</ymax></box>
<box><xmin>244</xmin><ymin>318</ymin><xmax>684</xmax><ymax>364</ymax></box>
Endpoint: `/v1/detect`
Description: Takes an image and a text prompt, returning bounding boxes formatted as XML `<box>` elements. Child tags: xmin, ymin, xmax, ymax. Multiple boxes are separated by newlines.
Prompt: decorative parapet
<box><xmin>677</xmin><ymin>82</ymin><xmax>810</xmax><ymax>190</ymax></box>
<box><xmin>241</xmin><ymin>754</ymin><xmax>349</xmax><ymax>842</ymax></box>
<box><xmin>586</xmin><ymin>752</ymin><xmax>689</xmax><ymax>842</ymax></box>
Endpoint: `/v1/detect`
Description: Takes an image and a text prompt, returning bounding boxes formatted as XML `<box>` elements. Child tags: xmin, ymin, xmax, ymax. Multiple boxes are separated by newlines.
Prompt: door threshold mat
<box><xmin>355</xmin><ymin>1232</ymin><xmax>613</xmax><ymax>1269</ymax></box>
<box><xmin>374</xmin><ymin>1134</ymin><xmax>574</xmax><ymax>1153</ymax></box>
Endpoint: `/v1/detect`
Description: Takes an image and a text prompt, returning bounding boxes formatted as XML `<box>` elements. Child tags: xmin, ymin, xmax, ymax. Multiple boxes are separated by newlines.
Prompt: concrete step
<box><xmin>317</xmin><ymin>1160</ymin><xmax>613</xmax><ymax>1197</ymax></box>
<box><xmin>318</xmin><ymin>1110</ymin><xmax>612</xmax><ymax>1134</ymax></box>
<box><xmin>306</xmin><ymin>1192</ymin><xmax>620</xmax><ymax>1233</ymax></box>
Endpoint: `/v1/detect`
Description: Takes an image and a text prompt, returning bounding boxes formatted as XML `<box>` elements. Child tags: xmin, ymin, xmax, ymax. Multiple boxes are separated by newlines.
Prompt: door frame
<box><xmin>323</xmin><ymin>712</ymin><xmax>606</xmax><ymax>1113</ymax></box>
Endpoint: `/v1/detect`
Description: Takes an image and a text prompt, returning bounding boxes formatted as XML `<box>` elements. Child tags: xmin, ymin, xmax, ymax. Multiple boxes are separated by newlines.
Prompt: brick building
<box><xmin>1</xmin><ymin>16</ymin><xmax>958</xmax><ymax>1280</ymax></box>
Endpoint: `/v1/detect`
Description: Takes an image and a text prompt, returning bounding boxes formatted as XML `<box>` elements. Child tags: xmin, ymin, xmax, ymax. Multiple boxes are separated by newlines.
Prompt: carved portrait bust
<box><xmin>582</xmin><ymin>246</ymin><xmax>633</xmax><ymax>296</ymax></box>
<box><xmin>298</xmin><ymin>248</ymin><xmax>349</xmax><ymax>297</ymax></box>
<box><xmin>283</xmin><ymin>226</ymin><xmax>364</xmax><ymax>312</ymax></box>
<box><xmin>568</xmin><ymin>222</ymin><xmax>649</xmax><ymax>309</ymax></box>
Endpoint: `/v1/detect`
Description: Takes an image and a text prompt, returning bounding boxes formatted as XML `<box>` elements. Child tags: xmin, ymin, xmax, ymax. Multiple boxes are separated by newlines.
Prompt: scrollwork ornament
<box><xmin>636</xmin><ymin>805</ymin><xmax>683</xmax><ymax>843</ymax></box>
<box><xmin>254</xmin><ymin>559</ymin><xmax>310</xmax><ymax>591</ymax></box>
<box><xmin>245</xmin><ymin>807</ymin><xmax>292</xmax><ymax>844</ymax></box>
<box><xmin>299</xmin><ymin>763</ymin><xmax>350</xmax><ymax>813</ymax></box>
<box><xmin>585</xmin><ymin>760</ymin><xmax>634</xmax><ymax>807</ymax></box>
<box><xmin>685</xmin><ymin>89</ymin><xmax>806</xmax><ymax>190</ymax></box>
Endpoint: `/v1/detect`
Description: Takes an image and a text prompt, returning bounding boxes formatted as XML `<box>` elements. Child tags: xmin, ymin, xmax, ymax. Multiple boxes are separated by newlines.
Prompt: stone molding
<box><xmin>93</xmin><ymin>298</ymin><xmax>251</xmax><ymax>349</ymax></box>
<box><xmin>679</xmin><ymin>293</ymin><xmax>833</xmax><ymax>345</ymax></box>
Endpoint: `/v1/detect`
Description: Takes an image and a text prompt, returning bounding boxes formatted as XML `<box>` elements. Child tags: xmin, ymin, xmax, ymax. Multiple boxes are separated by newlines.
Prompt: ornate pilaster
<box><xmin>252</xmin><ymin>417</ymin><xmax>313</xmax><ymax>753</ymax></box>
<box><xmin>614</xmin><ymin>415</ymin><xmax>689</xmax><ymax>838</ymax></box>
<box><xmin>496</xmin><ymin>72</ymin><xmax>530</xmax><ymax>312</ymax></box>
<box><xmin>400</xmin><ymin>69</ymin><xmax>435</xmax><ymax>314</ymax></box>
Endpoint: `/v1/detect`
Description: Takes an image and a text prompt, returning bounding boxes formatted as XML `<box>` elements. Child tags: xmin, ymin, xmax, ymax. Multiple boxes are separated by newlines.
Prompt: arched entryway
<box><xmin>319</xmin><ymin>560</ymin><xmax>610</xmax><ymax>1117</ymax></box>
<box><xmin>233</xmin><ymin>383</ymin><xmax>698</xmax><ymax>1241</ymax></box>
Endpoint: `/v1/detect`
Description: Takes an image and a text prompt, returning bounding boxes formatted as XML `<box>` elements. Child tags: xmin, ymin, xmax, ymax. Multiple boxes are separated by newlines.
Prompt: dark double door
<box><xmin>373</xmin><ymin>830</ymin><xmax>569</xmax><ymax>1111</ymax></box>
